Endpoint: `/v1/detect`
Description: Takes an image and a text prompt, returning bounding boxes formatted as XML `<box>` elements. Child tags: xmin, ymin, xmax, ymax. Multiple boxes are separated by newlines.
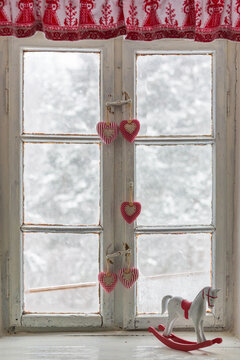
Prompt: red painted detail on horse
<box><xmin>181</xmin><ymin>299</ymin><xmax>192</xmax><ymax>319</ymax></box>
<box><xmin>202</xmin><ymin>288</ymin><xmax>218</xmax><ymax>308</ymax></box>
<box><xmin>148</xmin><ymin>324</ymin><xmax>223</xmax><ymax>352</ymax></box>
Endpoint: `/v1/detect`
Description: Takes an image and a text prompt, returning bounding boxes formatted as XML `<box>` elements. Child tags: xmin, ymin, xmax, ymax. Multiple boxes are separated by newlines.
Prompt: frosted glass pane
<box><xmin>24</xmin><ymin>233</ymin><xmax>99</xmax><ymax>313</ymax></box>
<box><xmin>23</xmin><ymin>52</ymin><xmax>100</xmax><ymax>134</ymax></box>
<box><xmin>137</xmin><ymin>54</ymin><xmax>212</xmax><ymax>136</ymax></box>
<box><xmin>136</xmin><ymin>145</ymin><xmax>212</xmax><ymax>226</ymax></box>
<box><xmin>137</xmin><ymin>233</ymin><xmax>211</xmax><ymax>314</ymax></box>
<box><xmin>24</xmin><ymin>143</ymin><xmax>100</xmax><ymax>225</ymax></box>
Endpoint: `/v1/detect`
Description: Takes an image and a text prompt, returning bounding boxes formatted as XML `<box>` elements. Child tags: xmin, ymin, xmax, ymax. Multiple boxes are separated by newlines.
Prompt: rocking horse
<box><xmin>148</xmin><ymin>287</ymin><xmax>223</xmax><ymax>352</ymax></box>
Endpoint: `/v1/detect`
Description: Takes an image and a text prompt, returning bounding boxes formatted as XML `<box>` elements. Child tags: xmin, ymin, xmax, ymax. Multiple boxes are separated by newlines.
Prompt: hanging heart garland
<box><xmin>119</xmin><ymin>119</ymin><xmax>140</xmax><ymax>143</ymax></box>
<box><xmin>121</xmin><ymin>201</ymin><xmax>141</xmax><ymax>224</ymax></box>
<box><xmin>118</xmin><ymin>267</ymin><xmax>139</xmax><ymax>289</ymax></box>
<box><xmin>98</xmin><ymin>271</ymin><xmax>118</xmax><ymax>293</ymax></box>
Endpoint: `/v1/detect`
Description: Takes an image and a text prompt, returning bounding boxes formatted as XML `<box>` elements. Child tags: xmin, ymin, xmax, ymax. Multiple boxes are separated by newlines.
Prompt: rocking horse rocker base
<box><xmin>148</xmin><ymin>324</ymin><xmax>222</xmax><ymax>352</ymax></box>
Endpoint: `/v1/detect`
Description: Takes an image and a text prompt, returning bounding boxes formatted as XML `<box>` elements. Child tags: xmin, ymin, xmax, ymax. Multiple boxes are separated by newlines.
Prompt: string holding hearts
<box><xmin>119</xmin><ymin>102</ymin><xmax>140</xmax><ymax>143</ymax></box>
<box><xmin>121</xmin><ymin>182</ymin><xmax>141</xmax><ymax>224</ymax></box>
<box><xmin>96</xmin><ymin>106</ymin><xmax>118</xmax><ymax>145</ymax></box>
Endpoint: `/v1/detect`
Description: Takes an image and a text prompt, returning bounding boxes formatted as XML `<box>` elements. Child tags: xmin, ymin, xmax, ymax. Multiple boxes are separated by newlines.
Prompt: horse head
<box><xmin>202</xmin><ymin>287</ymin><xmax>220</xmax><ymax>308</ymax></box>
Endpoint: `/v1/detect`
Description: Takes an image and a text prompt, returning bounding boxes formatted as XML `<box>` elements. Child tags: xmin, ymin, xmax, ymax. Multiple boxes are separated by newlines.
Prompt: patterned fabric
<box><xmin>118</xmin><ymin>267</ymin><xmax>139</xmax><ymax>288</ymax></box>
<box><xmin>0</xmin><ymin>0</ymin><xmax>240</xmax><ymax>41</ymax></box>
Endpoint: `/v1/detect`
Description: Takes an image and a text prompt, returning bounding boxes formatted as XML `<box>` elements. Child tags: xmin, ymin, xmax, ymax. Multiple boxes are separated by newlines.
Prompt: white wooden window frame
<box><xmin>122</xmin><ymin>39</ymin><xmax>234</xmax><ymax>330</ymax></box>
<box><xmin>7</xmin><ymin>35</ymin><xmax>115</xmax><ymax>330</ymax></box>
<box><xmin>0</xmin><ymin>35</ymin><xmax>235</xmax><ymax>331</ymax></box>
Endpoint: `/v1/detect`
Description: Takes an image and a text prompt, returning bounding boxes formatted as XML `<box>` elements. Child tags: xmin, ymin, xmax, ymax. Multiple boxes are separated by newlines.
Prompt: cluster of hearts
<box><xmin>96</xmin><ymin>117</ymin><xmax>140</xmax><ymax>144</ymax></box>
<box><xmin>98</xmin><ymin>245</ymin><xmax>139</xmax><ymax>293</ymax></box>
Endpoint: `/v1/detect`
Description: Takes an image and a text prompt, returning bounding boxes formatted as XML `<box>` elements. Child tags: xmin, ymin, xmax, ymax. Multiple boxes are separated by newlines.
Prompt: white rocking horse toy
<box><xmin>148</xmin><ymin>287</ymin><xmax>223</xmax><ymax>352</ymax></box>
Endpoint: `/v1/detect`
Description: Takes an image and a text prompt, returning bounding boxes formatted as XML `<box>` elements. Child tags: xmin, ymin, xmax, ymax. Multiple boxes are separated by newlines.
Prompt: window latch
<box><xmin>106</xmin><ymin>92</ymin><xmax>132</xmax><ymax>113</ymax></box>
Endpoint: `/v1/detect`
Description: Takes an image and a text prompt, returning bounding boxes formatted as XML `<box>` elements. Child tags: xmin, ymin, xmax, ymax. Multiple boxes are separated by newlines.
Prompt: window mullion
<box><xmin>120</xmin><ymin>38</ymin><xmax>137</xmax><ymax>330</ymax></box>
<box><xmin>100</xmin><ymin>39</ymin><xmax>115</xmax><ymax>328</ymax></box>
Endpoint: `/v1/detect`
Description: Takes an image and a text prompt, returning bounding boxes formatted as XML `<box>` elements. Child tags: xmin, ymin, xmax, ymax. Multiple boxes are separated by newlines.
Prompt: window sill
<box><xmin>0</xmin><ymin>331</ymin><xmax>240</xmax><ymax>360</ymax></box>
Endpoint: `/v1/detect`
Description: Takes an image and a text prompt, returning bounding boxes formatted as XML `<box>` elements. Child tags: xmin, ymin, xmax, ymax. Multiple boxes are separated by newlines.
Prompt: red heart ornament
<box><xmin>98</xmin><ymin>272</ymin><xmax>118</xmax><ymax>293</ymax></box>
<box><xmin>96</xmin><ymin>122</ymin><xmax>118</xmax><ymax>145</ymax></box>
<box><xmin>118</xmin><ymin>267</ymin><xmax>139</xmax><ymax>289</ymax></box>
<box><xmin>119</xmin><ymin>119</ymin><xmax>140</xmax><ymax>143</ymax></box>
<box><xmin>120</xmin><ymin>201</ymin><xmax>141</xmax><ymax>224</ymax></box>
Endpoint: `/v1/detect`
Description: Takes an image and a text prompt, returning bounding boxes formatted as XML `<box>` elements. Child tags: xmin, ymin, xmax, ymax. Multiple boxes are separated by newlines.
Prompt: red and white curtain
<box><xmin>0</xmin><ymin>0</ymin><xmax>240</xmax><ymax>41</ymax></box>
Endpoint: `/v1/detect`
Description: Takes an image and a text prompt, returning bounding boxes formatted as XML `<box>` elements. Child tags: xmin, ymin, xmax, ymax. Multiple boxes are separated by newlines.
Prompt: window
<box><xmin>2</xmin><ymin>35</ymin><xmax>233</xmax><ymax>331</ymax></box>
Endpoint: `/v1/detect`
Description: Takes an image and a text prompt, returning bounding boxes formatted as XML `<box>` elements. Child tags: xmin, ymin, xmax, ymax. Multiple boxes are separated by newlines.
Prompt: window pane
<box><xmin>136</xmin><ymin>144</ymin><xmax>212</xmax><ymax>226</ymax></box>
<box><xmin>23</xmin><ymin>143</ymin><xmax>100</xmax><ymax>225</ymax></box>
<box><xmin>137</xmin><ymin>54</ymin><xmax>212</xmax><ymax>136</ymax></box>
<box><xmin>137</xmin><ymin>233</ymin><xmax>212</xmax><ymax>314</ymax></box>
<box><xmin>24</xmin><ymin>233</ymin><xmax>99</xmax><ymax>313</ymax></box>
<box><xmin>23</xmin><ymin>52</ymin><xmax>100</xmax><ymax>134</ymax></box>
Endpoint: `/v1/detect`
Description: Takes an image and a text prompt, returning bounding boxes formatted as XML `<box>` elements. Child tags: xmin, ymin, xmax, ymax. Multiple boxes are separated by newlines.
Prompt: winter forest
<box><xmin>23</xmin><ymin>51</ymin><xmax>212</xmax><ymax>314</ymax></box>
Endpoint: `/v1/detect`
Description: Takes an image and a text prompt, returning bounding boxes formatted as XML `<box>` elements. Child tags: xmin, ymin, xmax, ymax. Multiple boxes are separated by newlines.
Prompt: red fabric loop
<box><xmin>181</xmin><ymin>299</ymin><xmax>192</xmax><ymax>319</ymax></box>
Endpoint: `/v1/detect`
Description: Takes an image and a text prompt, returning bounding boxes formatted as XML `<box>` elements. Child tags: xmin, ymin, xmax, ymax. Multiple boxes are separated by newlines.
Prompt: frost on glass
<box><xmin>137</xmin><ymin>54</ymin><xmax>212</xmax><ymax>136</ymax></box>
<box><xmin>136</xmin><ymin>144</ymin><xmax>212</xmax><ymax>226</ymax></box>
<box><xmin>137</xmin><ymin>233</ymin><xmax>211</xmax><ymax>314</ymax></box>
<box><xmin>23</xmin><ymin>52</ymin><xmax>100</xmax><ymax>134</ymax></box>
<box><xmin>24</xmin><ymin>143</ymin><xmax>100</xmax><ymax>225</ymax></box>
<box><xmin>24</xmin><ymin>233</ymin><xmax>99</xmax><ymax>313</ymax></box>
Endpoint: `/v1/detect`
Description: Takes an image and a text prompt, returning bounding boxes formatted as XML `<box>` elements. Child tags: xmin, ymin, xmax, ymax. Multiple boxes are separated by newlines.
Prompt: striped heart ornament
<box><xmin>98</xmin><ymin>272</ymin><xmax>118</xmax><ymax>293</ymax></box>
<box><xmin>96</xmin><ymin>122</ymin><xmax>118</xmax><ymax>145</ymax></box>
<box><xmin>118</xmin><ymin>267</ymin><xmax>139</xmax><ymax>289</ymax></box>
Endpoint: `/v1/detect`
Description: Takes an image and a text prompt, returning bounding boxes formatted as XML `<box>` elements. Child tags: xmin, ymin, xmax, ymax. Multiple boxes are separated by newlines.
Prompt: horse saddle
<box><xmin>181</xmin><ymin>299</ymin><xmax>192</xmax><ymax>319</ymax></box>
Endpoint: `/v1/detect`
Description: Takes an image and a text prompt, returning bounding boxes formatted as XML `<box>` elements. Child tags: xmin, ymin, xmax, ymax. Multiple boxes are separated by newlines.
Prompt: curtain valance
<box><xmin>0</xmin><ymin>0</ymin><xmax>240</xmax><ymax>42</ymax></box>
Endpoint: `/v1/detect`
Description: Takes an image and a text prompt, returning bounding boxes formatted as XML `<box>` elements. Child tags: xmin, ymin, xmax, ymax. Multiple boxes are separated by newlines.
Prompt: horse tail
<box><xmin>161</xmin><ymin>295</ymin><xmax>173</xmax><ymax>314</ymax></box>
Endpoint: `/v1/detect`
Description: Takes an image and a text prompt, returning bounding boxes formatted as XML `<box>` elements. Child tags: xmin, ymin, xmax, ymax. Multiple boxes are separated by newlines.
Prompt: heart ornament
<box><xmin>96</xmin><ymin>122</ymin><xmax>118</xmax><ymax>145</ymax></box>
<box><xmin>118</xmin><ymin>267</ymin><xmax>139</xmax><ymax>288</ymax></box>
<box><xmin>121</xmin><ymin>201</ymin><xmax>141</xmax><ymax>224</ymax></box>
<box><xmin>119</xmin><ymin>119</ymin><xmax>140</xmax><ymax>143</ymax></box>
<box><xmin>98</xmin><ymin>272</ymin><xmax>118</xmax><ymax>293</ymax></box>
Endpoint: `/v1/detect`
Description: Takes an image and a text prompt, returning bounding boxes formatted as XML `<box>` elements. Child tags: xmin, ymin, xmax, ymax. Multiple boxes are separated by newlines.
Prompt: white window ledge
<box><xmin>0</xmin><ymin>331</ymin><xmax>240</xmax><ymax>359</ymax></box>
